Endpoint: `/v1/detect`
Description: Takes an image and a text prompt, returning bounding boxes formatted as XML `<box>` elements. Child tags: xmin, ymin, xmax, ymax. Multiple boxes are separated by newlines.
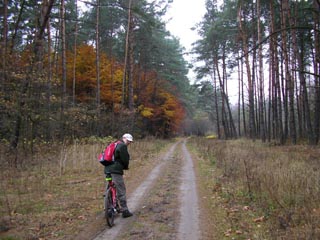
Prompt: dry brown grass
<box><xmin>2</xmin><ymin>137</ymin><xmax>319</xmax><ymax>239</ymax></box>
<box><xmin>0</xmin><ymin>137</ymin><xmax>170</xmax><ymax>240</ymax></box>
<box><xmin>188</xmin><ymin>137</ymin><xmax>320</xmax><ymax>239</ymax></box>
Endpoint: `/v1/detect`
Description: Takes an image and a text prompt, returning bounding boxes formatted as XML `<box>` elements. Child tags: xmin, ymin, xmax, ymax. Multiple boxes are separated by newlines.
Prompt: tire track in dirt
<box><xmin>178</xmin><ymin>140</ymin><xmax>200</xmax><ymax>240</ymax></box>
<box><xmin>116</xmin><ymin>141</ymin><xmax>182</xmax><ymax>239</ymax></box>
<box><xmin>93</xmin><ymin>142</ymin><xmax>179</xmax><ymax>240</ymax></box>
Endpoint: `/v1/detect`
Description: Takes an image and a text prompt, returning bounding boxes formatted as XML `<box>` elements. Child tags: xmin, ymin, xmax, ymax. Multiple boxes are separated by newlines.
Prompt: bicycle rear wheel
<box><xmin>104</xmin><ymin>188</ymin><xmax>115</xmax><ymax>227</ymax></box>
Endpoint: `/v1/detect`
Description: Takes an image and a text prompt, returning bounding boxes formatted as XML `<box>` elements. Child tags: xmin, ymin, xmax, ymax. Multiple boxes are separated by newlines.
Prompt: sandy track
<box><xmin>93</xmin><ymin>139</ymin><xmax>200</xmax><ymax>240</ymax></box>
<box><xmin>93</xmin><ymin>142</ymin><xmax>178</xmax><ymax>240</ymax></box>
<box><xmin>178</xmin><ymin>140</ymin><xmax>200</xmax><ymax>239</ymax></box>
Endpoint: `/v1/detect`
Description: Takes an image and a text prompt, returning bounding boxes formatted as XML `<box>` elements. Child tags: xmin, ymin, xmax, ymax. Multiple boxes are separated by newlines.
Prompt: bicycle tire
<box><xmin>104</xmin><ymin>188</ymin><xmax>115</xmax><ymax>227</ymax></box>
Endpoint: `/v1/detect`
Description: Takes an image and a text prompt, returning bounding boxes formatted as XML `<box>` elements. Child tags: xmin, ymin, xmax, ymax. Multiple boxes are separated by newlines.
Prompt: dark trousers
<box><xmin>111</xmin><ymin>173</ymin><xmax>128</xmax><ymax>211</ymax></box>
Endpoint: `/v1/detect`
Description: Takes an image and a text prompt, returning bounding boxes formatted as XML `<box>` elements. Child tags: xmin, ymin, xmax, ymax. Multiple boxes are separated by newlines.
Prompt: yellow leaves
<box><xmin>65</xmin><ymin>44</ymin><xmax>124</xmax><ymax>105</ymax></box>
<box><xmin>142</xmin><ymin>109</ymin><xmax>153</xmax><ymax>118</ymax></box>
<box><xmin>63</xmin><ymin>43</ymin><xmax>186</xmax><ymax>135</ymax></box>
<box><xmin>136</xmin><ymin>73</ymin><xmax>185</xmax><ymax>135</ymax></box>
<box><xmin>159</xmin><ymin>90</ymin><xmax>184</xmax><ymax>119</ymax></box>
<box><xmin>139</xmin><ymin>105</ymin><xmax>154</xmax><ymax>118</ymax></box>
<box><xmin>164</xmin><ymin>109</ymin><xmax>174</xmax><ymax>118</ymax></box>
<box><xmin>74</xmin><ymin>45</ymin><xmax>96</xmax><ymax>74</ymax></box>
<box><xmin>206</xmin><ymin>135</ymin><xmax>218</xmax><ymax>139</ymax></box>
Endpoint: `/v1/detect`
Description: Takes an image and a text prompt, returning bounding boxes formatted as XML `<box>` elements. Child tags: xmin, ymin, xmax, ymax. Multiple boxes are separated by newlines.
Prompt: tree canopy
<box><xmin>0</xmin><ymin>0</ymin><xmax>194</xmax><ymax>150</ymax></box>
<box><xmin>1</xmin><ymin>0</ymin><xmax>319</xmax><ymax>150</ymax></box>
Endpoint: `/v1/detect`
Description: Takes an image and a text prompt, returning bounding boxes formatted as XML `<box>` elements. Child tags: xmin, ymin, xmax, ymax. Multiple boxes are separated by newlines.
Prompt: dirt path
<box><xmin>92</xmin><ymin>139</ymin><xmax>200</xmax><ymax>240</ymax></box>
<box><xmin>178</xmin><ymin>139</ymin><xmax>200</xmax><ymax>239</ymax></box>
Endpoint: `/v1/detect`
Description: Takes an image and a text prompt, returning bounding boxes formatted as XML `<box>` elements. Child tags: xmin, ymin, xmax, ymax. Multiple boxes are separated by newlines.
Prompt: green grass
<box><xmin>0</xmin><ymin>237</ymin><xmax>21</xmax><ymax>240</ymax></box>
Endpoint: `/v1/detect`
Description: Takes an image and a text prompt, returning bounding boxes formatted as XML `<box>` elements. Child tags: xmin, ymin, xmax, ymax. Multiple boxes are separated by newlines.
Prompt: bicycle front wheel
<box><xmin>104</xmin><ymin>188</ymin><xmax>115</xmax><ymax>227</ymax></box>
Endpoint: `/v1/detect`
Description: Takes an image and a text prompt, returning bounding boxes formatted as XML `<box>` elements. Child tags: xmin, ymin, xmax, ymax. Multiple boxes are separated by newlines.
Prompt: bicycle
<box><xmin>104</xmin><ymin>172</ymin><xmax>120</xmax><ymax>227</ymax></box>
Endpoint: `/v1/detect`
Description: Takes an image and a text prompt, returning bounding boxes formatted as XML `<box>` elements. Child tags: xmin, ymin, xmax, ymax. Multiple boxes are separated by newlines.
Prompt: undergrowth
<box><xmin>0</xmin><ymin>137</ymin><xmax>169</xmax><ymax>240</ymax></box>
<box><xmin>188</xmin><ymin>137</ymin><xmax>320</xmax><ymax>239</ymax></box>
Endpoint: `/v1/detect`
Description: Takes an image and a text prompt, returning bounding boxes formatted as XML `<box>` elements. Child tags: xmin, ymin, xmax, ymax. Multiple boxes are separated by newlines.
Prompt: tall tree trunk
<box><xmin>241</xmin><ymin>50</ymin><xmax>247</xmax><ymax>136</ymax></box>
<box><xmin>280</xmin><ymin>54</ymin><xmax>289</xmax><ymax>143</ymax></box>
<box><xmin>128</xmin><ymin>18</ymin><xmax>134</xmax><ymax>111</ymax></box>
<box><xmin>268</xmin><ymin>3</ymin><xmax>275</xmax><ymax>141</ymax></box>
<box><xmin>237</xmin><ymin>51</ymin><xmax>241</xmax><ymax>137</ymax></box>
<box><xmin>251</xmin><ymin>4</ymin><xmax>258</xmax><ymax>137</ymax></box>
<box><xmin>212</xmin><ymin>64</ymin><xmax>221</xmax><ymax>139</ymax></box>
<box><xmin>72</xmin><ymin>0</ymin><xmax>78</xmax><ymax>107</ymax></box>
<box><xmin>60</xmin><ymin>0</ymin><xmax>67</xmax><ymax>117</ymax></box>
<box><xmin>10</xmin><ymin>0</ymin><xmax>55</xmax><ymax>163</ymax></box>
<box><xmin>10</xmin><ymin>0</ymin><xmax>25</xmax><ymax>54</ymax></box>
<box><xmin>313</xmin><ymin>0</ymin><xmax>320</xmax><ymax>144</ymax></box>
<box><xmin>122</xmin><ymin>0</ymin><xmax>132</xmax><ymax>107</ymax></box>
<box><xmin>268</xmin><ymin>0</ymin><xmax>284</xmax><ymax>144</ymax></box>
<box><xmin>46</xmin><ymin>16</ymin><xmax>52</xmax><ymax>140</ymax></box>
<box><xmin>239</xmin><ymin>50</ymin><xmax>248</xmax><ymax>137</ymax></box>
<box><xmin>96</xmin><ymin>0</ymin><xmax>101</xmax><ymax>115</ymax></box>
<box><xmin>215</xmin><ymin>53</ymin><xmax>236</xmax><ymax>139</ymax></box>
<box><xmin>108</xmin><ymin>7</ymin><xmax>116</xmax><ymax>135</ymax></box>
<box><xmin>270</xmin><ymin>0</ymin><xmax>281</xmax><ymax>143</ymax></box>
<box><xmin>222</xmin><ymin>48</ymin><xmax>230</xmax><ymax>137</ymax></box>
<box><xmin>289</xmin><ymin>2</ymin><xmax>314</xmax><ymax>143</ymax></box>
<box><xmin>1</xmin><ymin>0</ymin><xmax>8</xmax><ymax>91</ymax></box>
<box><xmin>268</xmin><ymin>48</ymin><xmax>272</xmax><ymax>142</ymax></box>
<box><xmin>298</xmin><ymin>34</ymin><xmax>314</xmax><ymax>144</ymax></box>
<box><xmin>214</xmin><ymin>58</ymin><xmax>227</xmax><ymax>138</ymax></box>
<box><xmin>257</xmin><ymin>0</ymin><xmax>265</xmax><ymax>142</ymax></box>
<box><xmin>238</xmin><ymin>5</ymin><xmax>255</xmax><ymax>139</ymax></box>
<box><xmin>281</xmin><ymin>0</ymin><xmax>296</xmax><ymax>144</ymax></box>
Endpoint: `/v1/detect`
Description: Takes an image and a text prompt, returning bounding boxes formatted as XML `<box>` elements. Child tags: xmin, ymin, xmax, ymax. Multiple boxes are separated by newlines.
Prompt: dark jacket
<box><xmin>104</xmin><ymin>140</ymin><xmax>130</xmax><ymax>175</ymax></box>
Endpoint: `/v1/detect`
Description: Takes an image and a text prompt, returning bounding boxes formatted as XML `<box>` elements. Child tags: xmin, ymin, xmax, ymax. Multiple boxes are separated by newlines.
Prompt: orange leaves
<box><xmin>73</xmin><ymin>45</ymin><xmax>96</xmax><ymax>74</ymax></box>
<box><xmin>63</xmin><ymin>44</ymin><xmax>186</xmax><ymax>136</ymax></box>
<box><xmin>159</xmin><ymin>90</ymin><xmax>185</xmax><ymax>132</ymax></box>
<box><xmin>65</xmin><ymin>44</ymin><xmax>124</xmax><ymax>105</ymax></box>
<box><xmin>137</xmin><ymin>75</ymin><xmax>185</xmax><ymax>136</ymax></box>
<box><xmin>100</xmin><ymin>65</ymin><xmax>123</xmax><ymax>106</ymax></box>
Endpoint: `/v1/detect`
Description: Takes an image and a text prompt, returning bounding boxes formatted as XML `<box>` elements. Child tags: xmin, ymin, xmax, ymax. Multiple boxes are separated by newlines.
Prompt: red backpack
<box><xmin>98</xmin><ymin>140</ymin><xmax>121</xmax><ymax>166</ymax></box>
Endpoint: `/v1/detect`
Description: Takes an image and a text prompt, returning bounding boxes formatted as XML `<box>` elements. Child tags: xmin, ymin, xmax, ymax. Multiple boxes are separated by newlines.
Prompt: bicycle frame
<box><xmin>106</xmin><ymin>174</ymin><xmax>117</xmax><ymax>209</ymax></box>
<box><xmin>104</xmin><ymin>172</ymin><xmax>119</xmax><ymax>227</ymax></box>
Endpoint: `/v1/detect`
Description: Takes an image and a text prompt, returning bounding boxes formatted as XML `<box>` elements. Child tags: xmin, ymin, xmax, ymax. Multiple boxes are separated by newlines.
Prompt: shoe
<box><xmin>122</xmin><ymin>210</ymin><xmax>133</xmax><ymax>218</ymax></box>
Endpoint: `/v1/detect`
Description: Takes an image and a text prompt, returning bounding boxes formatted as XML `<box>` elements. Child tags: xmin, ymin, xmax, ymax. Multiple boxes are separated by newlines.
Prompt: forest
<box><xmin>194</xmin><ymin>0</ymin><xmax>320</xmax><ymax>145</ymax></box>
<box><xmin>0</xmin><ymin>0</ymin><xmax>320</xmax><ymax>157</ymax></box>
<box><xmin>1</xmin><ymin>1</ymin><xmax>320</xmax><ymax>239</ymax></box>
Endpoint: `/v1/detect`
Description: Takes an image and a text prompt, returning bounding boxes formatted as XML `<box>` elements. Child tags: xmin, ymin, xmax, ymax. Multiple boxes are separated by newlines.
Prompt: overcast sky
<box><xmin>164</xmin><ymin>0</ymin><xmax>206</xmax><ymax>53</ymax></box>
<box><xmin>164</xmin><ymin>0</ymin><xmax>206</xmax><ymax>82</ymax></box>
<box><xmin>164</xmin><ymin>0</ymin><xmax>241</xmax><ymax>103</ymax></box>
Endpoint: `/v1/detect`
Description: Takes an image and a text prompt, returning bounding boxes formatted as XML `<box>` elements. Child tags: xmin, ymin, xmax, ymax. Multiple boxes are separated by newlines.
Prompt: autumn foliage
<box><xmin>65</xmin><ymin>44</ymin><xmax>185</xmax><ymax>137</ymax></box>
<box><xmin>137</xmin><ymin>71</ymin><xmax>185</xmax><ymax>136</ymax></box>
<box><xmin>66</xmin><ymin>44</ymin><xmax>123</xmax><ymax>105</ymax></box>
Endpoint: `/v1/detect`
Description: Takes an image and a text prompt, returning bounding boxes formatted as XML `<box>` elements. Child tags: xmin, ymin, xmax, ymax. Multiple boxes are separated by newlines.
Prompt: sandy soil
<box><xmin>178</xmin><ymin>139</ymin><xmax>200</xmax><ymax>239</ymax></box>
<box><xmin>83</xmin><ymin>139</ymin><xmax>202</xmax><ymax>240</ymax></box>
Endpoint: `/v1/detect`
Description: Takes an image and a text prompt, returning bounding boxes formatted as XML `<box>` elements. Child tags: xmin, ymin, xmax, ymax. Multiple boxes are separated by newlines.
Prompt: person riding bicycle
<box><xmin>104</xmin><ymin>133</ymin><xmax>133</xmax><ymax>218</ymax></box>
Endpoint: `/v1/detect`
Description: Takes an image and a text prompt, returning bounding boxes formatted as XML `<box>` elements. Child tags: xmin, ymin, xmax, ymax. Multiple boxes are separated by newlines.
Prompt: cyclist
<box><xmin>104</xmin><ymin>133</ymin><xmax>133</xmax><ymax>218</ymax></box>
